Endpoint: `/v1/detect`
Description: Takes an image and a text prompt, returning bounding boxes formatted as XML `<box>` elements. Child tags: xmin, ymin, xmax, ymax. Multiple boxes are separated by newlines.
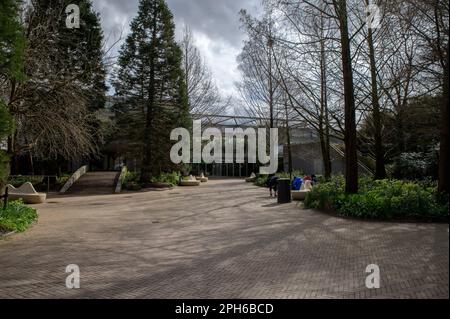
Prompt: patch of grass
<box><xmin>304</xmin><ymin>176</ymin><xmax>449</xmax><ymax>221</ymax></box>
<box><xmin>0</xmin><ymin>200</ymin><xmax>38</xmax><ymax>233</ymax></box>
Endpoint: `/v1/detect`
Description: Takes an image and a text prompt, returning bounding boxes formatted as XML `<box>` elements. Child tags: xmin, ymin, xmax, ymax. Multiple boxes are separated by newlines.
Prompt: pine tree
<box><xmin>57</xmin><ymin>0</ymin><xmax>107</xmax><ymax>112</ymax></box>
<box><xmin>114</xmin><ymin>0</ymin><xmax>190</xmax><ymax>182</ymax></box>
<box><xmin>0</xmin><ymin>0</ymin><xmax>24</xmax><ymax>184</ymax></box>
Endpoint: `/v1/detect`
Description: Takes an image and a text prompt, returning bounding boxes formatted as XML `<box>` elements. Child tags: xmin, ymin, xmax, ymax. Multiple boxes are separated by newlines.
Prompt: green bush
<box><xmin>150</xmin><ymin>171</ymin><xmax>181</xmax><ymax>187</ymax></box>
<box><xmin>254</xmin><ymin>170</ymin><xmax>306</xmax><ymax>187</ymax></box>
<box><xmin>122</xmin><ymin>171</ymin><xmax>181</xmax><ymax>189</ymax></box>
<box><xmin>0</xmin><ymin>151</ymin><xmax>10</xmax><ymax>185</ymax></box>
<box><xmin>254</xmin><ymin>175</ymin><xmax>269</xmax><ymax>187</ymax></box>
<box><xmin>304</xmin><ymin>175</ymin><xmax>345</xmax><ymax>211</ymax></box>
<box><xmin>0</xmin><ymin>200</ymin><xmax>38</xmax><ymax>233</ymax></box>
<box><xmin>304</xmin><ymin>176</ymin><xmax>449</xmax><ymax>220</ymax></box>
<box><xmin>56</xmin><ymin>174</ymin><xmax>70</xmax><ymax>188</ymax></box>
<box><xmin>122</xmin><ymin>171</ymin><xmax>141</xmax><ymax>190</ymax></box>
<box><xmin>393</xmin><ymin>150</ymin><xmax>439</xmax><ymax>180</ymax></box>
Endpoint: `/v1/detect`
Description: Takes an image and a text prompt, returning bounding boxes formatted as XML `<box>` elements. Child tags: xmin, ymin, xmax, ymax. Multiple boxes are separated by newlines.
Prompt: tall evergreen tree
<box><xmin>0</xmin><ymin>0</ymin><xmax>24</xmax><ymax>183</ymax></box>
<box><xmin>57</xmin><ymin>0</ymin><xmax>107</xmax><ymax>112</ymax></box>
<box><xmin>113</xmin><ymin>0</ymin><xmax>190</xmax><ymax>182</ymax></box>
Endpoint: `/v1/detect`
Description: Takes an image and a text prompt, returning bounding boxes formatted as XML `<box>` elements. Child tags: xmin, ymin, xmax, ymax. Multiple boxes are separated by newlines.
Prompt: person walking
<box><xmin>267</xmin><ymin>175</ymin><xmax>279</xmax><ymax>197</ymax></box>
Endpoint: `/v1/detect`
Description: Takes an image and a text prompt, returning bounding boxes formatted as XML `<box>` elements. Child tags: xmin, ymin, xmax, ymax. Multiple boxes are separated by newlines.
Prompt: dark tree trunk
<box><xmin>336</xmin><ymin>0</ymin><xmax>358</xmax><ymax>194</ymax></box>
<box><xmin>7</xmin><ymin>80</ymin><xmax>17</xmax><ymax>175</ymax></box>
<box><xmin>140</xmin><ymin>3</ymin><xmax>158</xmax><ymax>183</ymax></box>
<box><xmin>365</xmin><ymin>0</ymin><xmax>386</xmax><ymax>179</ymax></box>
<box><xmin>438</xmin><ymin>42</ymin><xmax>449</xmax><ymax>194</ymax></box>
<box><xmin>29</xmin><ymin>152</ymin><xmax>34</xmax><ymax>175</ymax></box>
<box><xmin>284</xmin><ymin>100</ymin><xmax>293</xmax><ymax>179</ymax></box>
<box><xmin>319</xmin><ymin>133</ymin><xmax>332</xmax><ymax>180</ymax></box>
<box><xmin>268</xmin><ymin>40</ymin><xmax>274</xmax><ymax>129</ymax></box>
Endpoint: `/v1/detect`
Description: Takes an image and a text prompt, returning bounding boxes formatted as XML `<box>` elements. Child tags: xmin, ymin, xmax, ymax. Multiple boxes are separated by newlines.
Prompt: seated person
<box><xmin>292</xmin><ymin>177</ymin><xmax>303</xmax><ymax>191</ymax></box>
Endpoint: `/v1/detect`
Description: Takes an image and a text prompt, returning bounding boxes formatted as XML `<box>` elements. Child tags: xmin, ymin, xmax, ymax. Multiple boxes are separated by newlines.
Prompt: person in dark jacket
<box><xmin>267</xmin><ymin>175</ymin><xmax>279</xmax><ymax>197</ymax></box>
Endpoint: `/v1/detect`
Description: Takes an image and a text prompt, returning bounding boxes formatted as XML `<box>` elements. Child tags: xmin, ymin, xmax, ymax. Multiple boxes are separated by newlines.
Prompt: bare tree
<box><xmin>363</xmin><ymin>0</ymin><xmax>386</xmax><ymax>179</ymax></box>
<box><xmin>6</xmin><ymin>2</ymin><xmax>96</xmax><ymax>166</ymax></box>
<box><xmin>1</xmin><ymin>0</ymin><xmax>116</xmax><ymax>174</ymax></box>
<box><xmin>180</xmin><ymin>26</ymin><xmax>228</xmax><ymax>118</ymax></box>
<box><xmin>237</xmin><ymin>9</ymin><xmax>283</xmax><ymax>129</ymax></box>
<box><xmin>239</xmin><ymin>1</ymin><xmax>340</xmax><ymax>179</ymax></box>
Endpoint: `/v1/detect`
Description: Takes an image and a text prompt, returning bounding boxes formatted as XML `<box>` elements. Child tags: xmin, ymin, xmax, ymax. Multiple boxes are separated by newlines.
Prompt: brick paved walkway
<box><xmin>0</xmin><ymin>179</ymin><xmax>448</xmax><ymax>298</ymax></box>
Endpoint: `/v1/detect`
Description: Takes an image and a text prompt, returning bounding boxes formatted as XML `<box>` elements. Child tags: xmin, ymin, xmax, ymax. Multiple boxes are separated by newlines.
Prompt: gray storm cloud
<box><xmin>92</xmin><ymin>0</ymin><xmax>261</xmax><ymax>97</ymax></box>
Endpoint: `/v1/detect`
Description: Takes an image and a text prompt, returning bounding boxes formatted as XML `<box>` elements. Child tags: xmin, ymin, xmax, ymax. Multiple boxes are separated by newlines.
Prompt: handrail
<box><xmin>8</xmin><ymin>175</ymin><xmax>58</xmax><ymax>193</ymax></box>
<box><xmin>330</xmin><ymin>143</ymin><xmax>374</xmax><ymax>176</ymax></box>
<box><xmin>59</xmin><ymin>165</ymin><xmax>88</xmax><ymax>194</ymax></box>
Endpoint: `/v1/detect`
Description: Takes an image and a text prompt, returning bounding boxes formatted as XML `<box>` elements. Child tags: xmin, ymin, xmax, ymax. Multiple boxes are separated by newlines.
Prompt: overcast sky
<box><xmin>92</xmin><ymin>0</ymin><xmax>262</xmax><ymax>97</ymax></box>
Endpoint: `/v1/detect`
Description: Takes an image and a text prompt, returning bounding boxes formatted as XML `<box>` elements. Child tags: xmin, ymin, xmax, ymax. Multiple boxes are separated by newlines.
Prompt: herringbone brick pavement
<box><xmin>0</xmin><ymin>179</ymin><xmax>448</xmax><ymax>299</ymax></box>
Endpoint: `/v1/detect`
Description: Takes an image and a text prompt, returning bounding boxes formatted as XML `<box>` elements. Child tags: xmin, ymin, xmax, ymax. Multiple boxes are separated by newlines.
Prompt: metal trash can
<box><xmin>277</xmin><ymin>178</ymin><xmax>291</xmax><ymax>204</ymax></box>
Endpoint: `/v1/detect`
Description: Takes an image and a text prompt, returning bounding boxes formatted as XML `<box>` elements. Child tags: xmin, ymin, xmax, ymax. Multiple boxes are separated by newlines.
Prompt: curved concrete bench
<box><xmin>292</xmin><ymin>180</ymin><xmax>313</xmax><ymax>201</ymax></box>
<box><xmin>7</xmin><ymin>182</ymin><xmax>47</xmax><ymax>204</ymax></box>
<box><xmin>180</xmin><ymin>176</ymin><xmax>201</xmax><ymax>186</ymax></box>
<box><xmin>196</xmin><ymin>173</ymin><xmax>208</xmax><ymax>183</ymax></box>
<box><xmin>292</xmin><ymin>190</ymin><xmax>309</xmax><ymax>201</ymax></box>
<box><xmin>245</xmin><ymin>173</ymin><xmax>256</xmax><ymax>183</ymax></box>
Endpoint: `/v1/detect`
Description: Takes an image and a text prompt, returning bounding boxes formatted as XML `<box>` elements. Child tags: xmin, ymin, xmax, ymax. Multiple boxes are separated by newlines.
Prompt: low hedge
<box><xmin>0</xmin><ymin>200</ymin><xmax>38</xmax><ymax>233</ymax></box>
<box><xmin>122</xmin><ymin>171</ymin><xmax>141</xmax><ymax>190</ymax></box>
<box><xmin>304</xmin><ymin>176</ymin><xmax>449</xmax><ymax>221</ymax></box>
<box><xmin>150</xmin><ymin>171</ymin><xmax>181</xmax><ymax>187</ymax></box>
<box><xmin>122</xmin><ymin>171</ymin><xmax>182</xmax><ymax>190</ymax></box>
<box><xmin>253</xmin><ymin>171</ymin><xmax>306</xmax><ymax>187</ymax></box>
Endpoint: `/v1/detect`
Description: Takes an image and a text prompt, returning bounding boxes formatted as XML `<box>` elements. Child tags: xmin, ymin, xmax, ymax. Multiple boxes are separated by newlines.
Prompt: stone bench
<box><xmin>245</xmin><ymin>173</ymin><xmax>256</xmax><ymax>183</ymax></box>
<box><xmin>292</xmin><ymin>180</ymin><xmax>313</xmax><ymax>201</ymax></box>
<box><xmin>196</xmin><ymin>173</ymin><xmax>208</xmax><ymax>183</ymax></box>
<box><xmin>180</xmin><ymin>176</ymin><xmax>201</xmax><ymax>186</ymax></box>
<box><xmin>7</xmin><ymin>182</ymin><xmax>47</xmax><ymax>204</ymax></box>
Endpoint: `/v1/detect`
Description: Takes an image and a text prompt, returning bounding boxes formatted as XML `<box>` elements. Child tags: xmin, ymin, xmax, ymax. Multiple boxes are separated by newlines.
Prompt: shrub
<box><xmin>393</xmin><ymin>150</ymin><xmax>439</xmax><ymax>180</ymax></box>
<box><xmin>0</xmin><ymin>200</ymin><xmax>38</xmax><ymax>233</ymax></box>
<box><xmin>56</xmin><ymin>174</ymin><xmax>70</xmax><ymax>188</ymax></box>
<box><xmin>254</xmin><ymin>175</ymin><xmax>269</xmax><ymax>187</ymax></box>
<box><xmin>254</xmin><ymin>170</ymin><xmax>306</xmax><ymax>187</ymax></box>
<box><xmin>0</xmin><ymin>151</ymin><xmax>10</xmax><ymax>185</ymax></box>
<box><xmin>150</xmin><ymin>171</ymin><xmax>181</xmax><ymax>187</ymax></box>
<box><xmin>122</xmin><ymin>171</ymin><xmax>141</xmax><ymax>190</ymax></box>
<box><xmin>304</xmin><ymin>176</ymin><xmax>449</xmax><ymax>221</ymax></box>
<box><xmin>304</xmin><ymin>175</ymin><xmax>345</xmax><ymax>211</ymax></box>
<box><xmin>122</xmin><ymin>171</ymin><xmax>181</xmax><ymax>189</ymax></box>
